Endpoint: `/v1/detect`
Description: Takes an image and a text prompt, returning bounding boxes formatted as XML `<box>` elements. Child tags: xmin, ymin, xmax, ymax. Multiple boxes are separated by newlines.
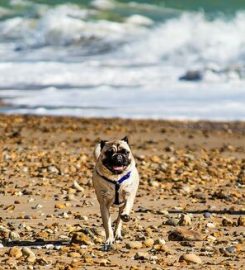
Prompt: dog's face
<box><xmin>99</xmin><ymin>137</ymin><xmax>133</xmax><ymax>175</ymax></box>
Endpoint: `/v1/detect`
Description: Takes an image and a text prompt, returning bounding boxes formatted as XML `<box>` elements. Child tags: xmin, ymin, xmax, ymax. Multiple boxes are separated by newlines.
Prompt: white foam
<box><xmin>122</xmin><ymin>12</ymin><xmax>245</xmax><ymax>71</ymax></box>
<box><xmin>91</xmin><ymin>0</ymin><xmax>115</xmax><ymax>10</ymax></box>
<box><xmin>1</xmin><ymin>7</ymin><xmax>245</xmax><ymax>120</ymax></box>
<box><xmin>125</xmin><ymin>14</ymin><xmax>154</xmax><ymax>26</ymax></box>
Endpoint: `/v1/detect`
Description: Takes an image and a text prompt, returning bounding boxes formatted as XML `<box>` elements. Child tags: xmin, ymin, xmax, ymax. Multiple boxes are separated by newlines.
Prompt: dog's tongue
<box><xmin>113</xmin><ymin>166</ymin><xmax>124</xmax><ymax>171</ymax></box>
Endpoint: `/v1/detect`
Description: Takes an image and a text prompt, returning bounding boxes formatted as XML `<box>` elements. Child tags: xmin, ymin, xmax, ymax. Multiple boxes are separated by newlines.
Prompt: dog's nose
<box><xmin>113</xmin><ymin>154</ymin><xmax>124</xmax><ymax>165</ymax></box>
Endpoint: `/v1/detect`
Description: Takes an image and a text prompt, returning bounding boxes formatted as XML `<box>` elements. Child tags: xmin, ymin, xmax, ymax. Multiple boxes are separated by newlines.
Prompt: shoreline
<box><xmin>1</xmin><ymin>112</ymin><xmax>245</xmax><ymax>125</ymax></box>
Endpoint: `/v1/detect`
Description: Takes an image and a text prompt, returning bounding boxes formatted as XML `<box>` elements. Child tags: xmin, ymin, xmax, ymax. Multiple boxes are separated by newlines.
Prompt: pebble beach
<box><xmin>0</xmin><ymin>114</ymin><xmax>244</xmax><ymax>269</ymax></box>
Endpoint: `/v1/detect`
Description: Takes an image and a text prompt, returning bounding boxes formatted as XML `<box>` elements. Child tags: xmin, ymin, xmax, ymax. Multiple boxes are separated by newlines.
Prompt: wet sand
<box><xmin>0</xmin><ymin>115</ymin><xmax>244</xmax><ymax>269</ymax></box>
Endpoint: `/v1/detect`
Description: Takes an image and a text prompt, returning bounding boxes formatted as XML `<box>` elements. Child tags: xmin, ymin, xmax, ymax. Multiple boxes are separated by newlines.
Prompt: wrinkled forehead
<box><xmin>103</xmin><ymin>140</ymin><xmax>130</xmax><ymax>151</ymax></box>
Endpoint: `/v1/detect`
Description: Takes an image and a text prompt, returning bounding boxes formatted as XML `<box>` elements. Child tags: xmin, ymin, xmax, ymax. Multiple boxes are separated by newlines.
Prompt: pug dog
<box><xmin>92</xmin><ymin>136</ymin><xmax>139</xmax><ymax>251</ymax></box>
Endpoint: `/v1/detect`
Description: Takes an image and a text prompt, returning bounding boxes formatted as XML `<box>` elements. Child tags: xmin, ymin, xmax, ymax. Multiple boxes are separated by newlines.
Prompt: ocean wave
<box><xmin>0</xmin><ymin>3</ymin><xmax>245</xmax><ymax>120</ymax></box>
<box><xmin>1</xmin><ymin>7</ymin><xmax>245</xmax><ymax>75</ymax></box>
<box><xmin>121</xmin><ymin>12</ymin><xmax>245</xmax><ymax>69</ymax></box>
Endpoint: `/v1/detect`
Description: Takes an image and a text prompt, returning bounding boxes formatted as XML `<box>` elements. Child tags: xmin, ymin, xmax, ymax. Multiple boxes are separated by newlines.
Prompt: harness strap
<box><xmin>96</xmin><ymin>170</ymin><xmax>131</xmax><ymax>205</ymax></box>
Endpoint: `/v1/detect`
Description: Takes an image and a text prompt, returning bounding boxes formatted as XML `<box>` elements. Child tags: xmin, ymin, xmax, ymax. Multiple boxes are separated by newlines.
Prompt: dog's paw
<box><xmin>120</xmin><ymin>214</ymin><xmax>130</xmax><ymax>222</ymax></box>
<box><xmin>115</xmin><ymin>234</ymin><xmax>123</xmax><ymax>241</ymax></box>
<box><xmin>102</xmin><ymin>243</ymin><xmax>113</xmax><ymax>252</ymax></box>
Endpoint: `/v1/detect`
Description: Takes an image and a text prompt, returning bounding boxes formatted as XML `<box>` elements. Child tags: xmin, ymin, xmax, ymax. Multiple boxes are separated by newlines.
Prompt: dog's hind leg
<box><xmin>100</xmin><ymin>204</ymin><xmax>114</xmax><ymax>251</ymax></box>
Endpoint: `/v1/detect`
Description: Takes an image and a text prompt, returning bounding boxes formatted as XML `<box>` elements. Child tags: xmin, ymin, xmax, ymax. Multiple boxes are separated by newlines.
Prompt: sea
<box><xmin>0</xmin><ymin>0</ymin><xmax>245</xmax><ymax>120</ymax></box>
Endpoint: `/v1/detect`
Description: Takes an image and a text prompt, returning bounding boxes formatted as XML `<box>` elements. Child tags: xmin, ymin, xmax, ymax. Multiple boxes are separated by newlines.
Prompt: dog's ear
<box><xmin>121</xmin><ymin>136</ymin><xmax>129</xmax><ymax>144</ymax></box>
<box><xmin>100</xmin><ymin>140</ymin><xmax>107</xmax><ymax>149</ymax></box>
<box><xmin>94</xmin><ymin>140</ymin><xmax>107</xmax><ymax>161</ymax></box>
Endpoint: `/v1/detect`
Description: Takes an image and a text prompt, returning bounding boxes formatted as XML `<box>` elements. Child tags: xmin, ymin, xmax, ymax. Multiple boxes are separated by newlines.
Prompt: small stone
<box><xmin>22</xmin><ymin>247</ymin><xmax>36</xmax><ymax>263</ymax></box>
<box><xmin>126</xmin><ymin>241</ymin><xmax>142</xmax><ymax>249</ymax></box>
<box><xmin>9</xmin><ymin>247</ymin><xmax>22</xmax><ymax>258</ymax></box>
<box><xmin>220</xmin><ymin>246</ymin><xmax>237</xmax><ymax>256</ymax></box>
<box><xmin>73</xmin><ymin>180</ymin><xmax>84</xmax><ymax>192</ymax></box>
<box><xmin>69</xmin><ymin>252</ymin><xmax>81</xmax><ymax>258</ymax></box>
<box><xmin>150</xmin><ymin>156</ymin><xmax>161</xmax><ymax>163</ymax></box>
<box><xmin>154</xmin><ymin>239</ymin><xmax>166</xmax><ymax>245</ymax></box>
<box><xmin>206</xmin><ymin>222</ymin><xmax>216</xmax><ymax>228</ymax></box>
<box><xmin>32</xmin><ymin>204</ymin><xmax>43</xmax><ymax>209</ymax></box>
<box><xmin>27</xmin><ymin>254</ymin><xmax>36</xmax><ymax>263</ymax></box>
<box><xmin>206</xmin><ymin>235</ymin><xmax>216</xmax><ymax>242</ymax></box>
<box><xmin>165</xmin><ymin>218</ymin><xmax>178</xmax><ymax>226</ymax></box>
<box><xmin>157</xmin><ymin>210</ymin><xmax>169</xmax><ymax>216</ymax></box>
<box><xmin>237</xmin><ymin>216</ymin><xmax>245</xmax><ymax>226</ymax></box>
<box><xmin>153</xmin><ymin>244</ymin><xmax>172</xmax><ymax>254</ymax></box>
<box><xmin>100</xmin><ymin>259</ymin><xmax>109</xmax><ymax>266</ymax></box>
<box><xmin>71</xmin><ymin>232</ymin><xmax>93</xmax><ymax>245</ymax></box>
<box><xmin>168</xmin><ymin>228</ymin><xmax>203</xmax><ymax>241</ymax></box>
<box><xmin>226</xmin><ymin>246</ymin><xmax>236</xmax><ymax>254</ymax></box>
<box><xmin>179</xmin><ymin>253</ymin><xmax>203</xmax><ymax>264</ymax></box>
<box><xmin>55</xmin><ymin>203</ymin><xmax>66</xmax><ymax>209</ymax></box>
<box><xmin>45</xmin><ymin>244</ymin><xmax>54</xmax><ymax>249</ymax></box>
<box><xmin>9</xmin><ymin>231</ymin><xmax>20</xmax><ymax>240</ymax></box>
<box><xmin>48</xmin><ymin>165</ymin><xmax>60</xmax><ymax>174</ymax></box>
<box><xmin>203</xmin><ymin>212</ymin><xmax>212</xmax><ymax>218</ymax></box>
<box><xmin>0</xmin><ymin>225</ymin><xmax>10</xmax><ymax>233</ymax></box>
<box><xmin>178</xmin><ymin>214</ymin><xmax>192</xmax><ymax>226</ymax></box>
<box><xmin>134</xmin><ymin>252</ymin><xmax>149</xmax><ymax>260</ymax></box>
<box><xmin>222</xmin><ymin>217</ymin><xmax>233</xmax><ymax>226</ymax></box>
<box><xmin>143</xmin><ymin>238</ymin><xmax>154</xmax><ymax>247</ymax></box>
<box><xmin>62</xmin><ymin>212</ymin><xmax>69</xmax><ymax>218</ymax></box>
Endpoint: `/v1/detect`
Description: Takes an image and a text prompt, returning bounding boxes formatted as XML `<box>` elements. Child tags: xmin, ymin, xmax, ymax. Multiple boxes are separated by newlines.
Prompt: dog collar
<box><xmin>96</xmin><ymin>170</ymin><xmax>131</xmax><ymax>205</ymax></box>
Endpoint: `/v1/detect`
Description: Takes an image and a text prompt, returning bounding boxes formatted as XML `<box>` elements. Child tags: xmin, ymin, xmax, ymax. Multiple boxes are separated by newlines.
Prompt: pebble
<box><xmin>179</xmin><ymin>253</ymin><xmax>203</xmax><ymax>264</ymax></box>
<box><xmin>237</xmin><ymin>216</ymin><xmax>245</xmax><ymax>226</ymax></box>
<box><xmin>73</xmin><ymin>180</ymin><xmax>84</xmax><ymax>192</ymax></box>
<box><xmin>143</xmin><ymin>238</ymin><xmax>154</xmax><ymax>247</ymax></box>
<box><xmin>55</xmin><ymin>203</ymin><xmax>66</xmax><ymax>209</ymax></box>
<box><xmin>126</xmin><ymin>241</ymin><xmax>142</xmax><ymax>249</ymax></box>
<box><xmin>165</xmin><ymin>218</ymin><xmax>178</xmax><ymax>226</ymax></box>
<box><xmin>69</xmin><ymin>252</ymin><xmax>81</xmax><ymax>258</ymax></box>
<box><xmin>100</xmin><ymin>259</ymin><xmax>109</xmax><ymax>266</ymax></box>
<box><xmin>45</xmin><ymin>244</ymin><xmax>54</xmax><ymax>249</ymax></box>
<box><xmin>178</xmin><ymin>214</ymin><xmax>192</xmax><ymax>226</ymax></box>
<box><xmin>0</xmin><ymin>225</ymin><xmax>10</xmax><ymax>233</ymax></box>
<box><xmin>134</xmin><ymin>252</ymin><xmax>149</xmax><ymax>260</ymax></box>
<box><xmin>153</xmin><ymin>244</ymin><xmax>172</xmax><ymax>254</ymax></box>
<box><xmin>168</xmin><ymin>228</ymin><xmax>203</xmax><ymax>241</ymax></box>
<box><xmin>9</xmin><ymin>247</ymin><xmax>22</xmax><ymax>259</ymax></box>
<box><xmin>203</xmin><ymin>212</ymin><xmax>212</xmax><ymax>218</ymax></box>
<box><xmin>32</xmin><ymin>204</ymin><xmax>43</xmax><ymax>209</ymax></box>
<box><xmin>206</xmin><ymin>235</ymin><xmax>216</xmax><ymax>242</ymax></box>
<box><xmin>222</xmin><ymin>217</ymin><xmax>233</xmax><ymax>226</ymax></box>
<box><xmin>150</xmin><ymin>156</ymin><xmax>161</xmax><ymax>163</ymax></box>
<box><xmin>9</xmin><ymin>231</ymin><xmax>20</xmax><ymax>240</ymax></box>
<box><xmin>22</xmin><ymin>247</ymin><xmax>36</xmax><ymax>263</ymax></box>
<box><xmin>220</xmin><ymin>246</ymin><xmax>237</xmax><ymax>256</ymax></box>
<box><xmin>154</xmin><ymin>238</ymin><xmax>166</xmax><ymax>245</ymax></box>
<box><xmin>206</xmin><ymin>222</ymin><xmax>216</xmax><ymax>228</ymax></box>
<box><xmin>71</xmin><ymin>232</ymin><xmax>93</xmax><ymax>245</ymax></box>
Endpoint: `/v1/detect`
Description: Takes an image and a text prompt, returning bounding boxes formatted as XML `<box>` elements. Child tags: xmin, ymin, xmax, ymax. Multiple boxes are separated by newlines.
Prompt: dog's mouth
<box><xmin>111</xmin><ymin>165</ymin><xmax>127</xmax><ymax>173</ymax></box>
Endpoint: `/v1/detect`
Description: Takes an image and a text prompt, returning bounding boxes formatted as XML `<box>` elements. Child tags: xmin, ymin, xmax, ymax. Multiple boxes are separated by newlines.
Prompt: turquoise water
<box><xmin>1</xmin><ymin>0</ymin><xmax>245</xmax><ymax>20</ymax></box>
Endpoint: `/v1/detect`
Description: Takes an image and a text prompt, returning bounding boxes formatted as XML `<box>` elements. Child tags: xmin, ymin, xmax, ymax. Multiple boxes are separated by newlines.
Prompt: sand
<box><xmin>0</xmin><ymin>114</ymin><xmax>244</xmax><ymax>269</ymax></box>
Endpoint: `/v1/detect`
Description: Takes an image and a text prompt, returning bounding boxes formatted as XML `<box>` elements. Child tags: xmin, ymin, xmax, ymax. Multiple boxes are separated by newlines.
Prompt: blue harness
<box><xmin>96</xmin><ymin>170</ymin><xmax>131</xmax><ymax>205</ymax></box>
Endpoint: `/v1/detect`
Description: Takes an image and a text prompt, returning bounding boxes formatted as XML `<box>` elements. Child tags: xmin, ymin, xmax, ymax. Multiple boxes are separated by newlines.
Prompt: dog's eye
<box><xmin>120</xmin><ymin>149</ymin><xmax>129</xmax><ymax>155</ymax></box>
<box><xmin>106</xmin><ymin>149</ymin><xmax>115</xmax><ymax>155</ymax></box>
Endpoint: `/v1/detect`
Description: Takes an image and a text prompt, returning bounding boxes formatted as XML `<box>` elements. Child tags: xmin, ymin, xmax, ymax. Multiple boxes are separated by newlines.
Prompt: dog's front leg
<box><xmin>120</xmin><ymin>192</ymin><xmax>136</xmax><ymax>222</ymax></box>
<box><xmin>100</xmin><ymin>204</ymin><xmax>114</xmax><ymax>251</ymax></box>
<box><xmin>115</xmin><ymin>206</ymin><xmax>124</xmax><ymax>240</ymax></box>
